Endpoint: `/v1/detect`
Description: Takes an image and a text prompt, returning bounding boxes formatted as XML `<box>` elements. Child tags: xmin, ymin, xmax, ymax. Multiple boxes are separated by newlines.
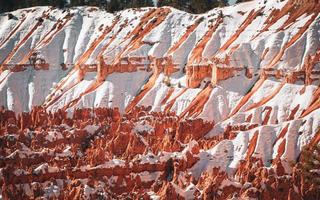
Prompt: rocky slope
<box><xmin>0</xmin><ymin>0</ymin><xmax>320</xmax><ymax>199</ymax></box>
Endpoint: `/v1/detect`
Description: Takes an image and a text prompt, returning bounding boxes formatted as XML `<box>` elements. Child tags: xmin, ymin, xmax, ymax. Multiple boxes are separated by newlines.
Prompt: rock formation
<box><xmin>0</xmin><ymin>0</ymin><xmax>320</xmax><ymax>199</ymax></box>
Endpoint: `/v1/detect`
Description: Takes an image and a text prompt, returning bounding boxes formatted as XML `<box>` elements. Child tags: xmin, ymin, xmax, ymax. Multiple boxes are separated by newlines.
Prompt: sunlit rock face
<box><xmin>0</xmin><ymin>0</ymin><xmax>320</xmax><ymax>198</ymax></box>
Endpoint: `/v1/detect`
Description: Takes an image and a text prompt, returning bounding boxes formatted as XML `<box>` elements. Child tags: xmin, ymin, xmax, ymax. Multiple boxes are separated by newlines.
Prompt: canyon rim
<box><xmin>0</xmin><ymin>0</ymin><xmax>320</xmax><ymax>199</ymax></box>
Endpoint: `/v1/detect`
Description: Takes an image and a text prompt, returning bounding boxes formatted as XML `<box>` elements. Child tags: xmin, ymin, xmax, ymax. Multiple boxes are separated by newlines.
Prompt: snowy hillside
<box><xmin>0</xmin><ymin>0</ymin><xmax>320</xmax><ymax>199</ymax></box>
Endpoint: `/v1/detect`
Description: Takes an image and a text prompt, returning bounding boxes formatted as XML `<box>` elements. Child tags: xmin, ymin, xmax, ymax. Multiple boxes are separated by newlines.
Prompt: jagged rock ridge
<box><xmin>0</xmin><ymin>0</ymin><xmax>320</xmax><ymax>199</ymax></box>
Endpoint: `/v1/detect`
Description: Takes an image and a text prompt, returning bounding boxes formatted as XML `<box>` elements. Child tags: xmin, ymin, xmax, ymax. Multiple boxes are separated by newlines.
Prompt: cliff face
<box><xmin>1</xmin><ymin>107</ymin><xmax>319</xmax><ymax>199</ymax></box>
<box><xmin>0</xmin><ymin>0</ymin><xmax>319</xmax><ymax>114</ymax></box>
<box><xmin>0</xmin><ymin>0</ymin><xmax>320</xmax><ymax>199</ymax></box>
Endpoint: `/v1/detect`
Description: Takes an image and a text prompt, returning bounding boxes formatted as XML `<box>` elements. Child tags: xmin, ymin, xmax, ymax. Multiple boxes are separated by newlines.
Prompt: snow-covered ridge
<box><xmin>0</xmin><ymin>1</ymin><xmax>320</xmax><ymax>198</ymax></box>
<box><xmin>0</xmin><ymin>0</ymin><xmax>319</xmax><ymax>114</ymax></box>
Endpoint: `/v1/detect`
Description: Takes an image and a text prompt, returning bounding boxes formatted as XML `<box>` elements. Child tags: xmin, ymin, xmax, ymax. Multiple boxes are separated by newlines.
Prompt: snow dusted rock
<box><xmin>0</xmin><ymin>0</ymin><xmax>318</xmax><ymax>115</ymax></box>
<box><xmin>0</xmin><ymin>0</ymin><xmax>320</xmax><ymax>199</ymax></box>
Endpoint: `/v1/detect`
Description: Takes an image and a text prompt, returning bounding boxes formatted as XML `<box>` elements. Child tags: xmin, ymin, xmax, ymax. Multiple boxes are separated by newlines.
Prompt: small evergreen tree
<box><xmin>158</xmin><ymin>0</ymin><xmax>189</xmax><ymax>12</ymax></box>
<box><xmin>70</xmin><ymin>0</ymin><xmax>86</xmax><ymax>6</ymax></box>
<box><xmin>190</xmin><ymin>0</ymin><xmax>207</xmax><ymax>14</ymax></box>
<box><xmin>298</xmin><ymin>144</ymin><xmax>320</xmax><ymax>199</ymax></box>
<box><xmin>107</xmin><ymin>0</ymin><xmax>121</xmax><ymax>12</ymax></box>
<box><xmin>158</xmin><ymin>0</ymin><xmax>228</xmax><ymax>14</ymax></box>
<box><xmin>236</xmin><ymin>0</ymin><xmax>253</xmax><ymax>3</ymax></box>
<box><xmin>300</xmin><ymin>144</ymin><xmax>320</xmax><ymax>186</ymax></box>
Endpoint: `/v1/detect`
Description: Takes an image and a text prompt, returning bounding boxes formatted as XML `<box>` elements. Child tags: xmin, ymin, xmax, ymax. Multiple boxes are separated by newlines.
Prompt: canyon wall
<box><xmin>0</xmin><ymin>0</ymin><xmax>320</xmax><ymax>199</ymax></box>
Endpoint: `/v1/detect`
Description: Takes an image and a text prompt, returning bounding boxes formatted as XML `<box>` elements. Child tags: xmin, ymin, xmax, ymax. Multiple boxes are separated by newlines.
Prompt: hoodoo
<box><xmin>0</xmin><ymin>0</ymin><xmax>319</xmax><ymax>199</ymax></box>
